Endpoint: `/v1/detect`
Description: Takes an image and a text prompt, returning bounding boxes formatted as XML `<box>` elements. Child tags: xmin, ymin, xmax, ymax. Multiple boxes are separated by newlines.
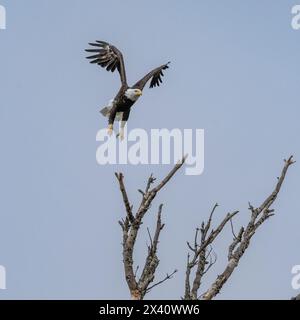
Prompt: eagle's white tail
<box><xmin>100</xmin><ymin>106</ymin><xmax>111</xmax><ymax>117</ymax></box>
<box><xmin>100</xmin><ymin>99</ymin><xmax>116</xmax><ymax>118</ymax></box>
<box><xmin>99</xmin><ymin>100</ymin><xmax>123</xmax><ymax>121</ymax></box>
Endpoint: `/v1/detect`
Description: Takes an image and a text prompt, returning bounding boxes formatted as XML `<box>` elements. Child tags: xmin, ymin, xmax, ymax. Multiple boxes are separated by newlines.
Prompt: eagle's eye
<box><xmin>134</xmin><ymin>89</ymin><xmax>142</xmax><ymax>96</ymax></box>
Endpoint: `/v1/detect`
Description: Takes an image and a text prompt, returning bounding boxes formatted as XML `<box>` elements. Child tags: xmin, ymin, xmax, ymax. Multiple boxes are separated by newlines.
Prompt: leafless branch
<box><xmin>115</xmin><ymin>156</ymin><xmax>186</xmax><ymax>300</ymax></box>
<box><xmin>115</xmin><ymin>173</ymin><xmax>135</xmax><ymax>224</ymax></box>
<box><xmin>152</xmin><ymin>155</ymin><xmax>188</xmax><ymax>194</ymax></box>
<box><xmin>202</xmin><ymin>156</ymin><xmax>295</xmax><ymax>300</ymax></box>
<box><xmin>230</xmin><ymin>218</ymin><xmax>238</xmax><ymax>240</ymax></box>
<box><xmin>146</xmin><ymin>269</ymin><xmax>178</xmax><ymax>293</ymax></box>
<box><xmin>203</xmin><ymin>249</ymin><xmax>217</xmax><ymax>276</ymax></box>
<box><xmin>147</xmin><ymin>227</ymin><xmax>153</xmax><ymax>249</ymax></box>
<box><xmin>184</xmin><ymin>204</ymin><xmax>238</xmax><ymax>300</ymax></box>
<box><xmin>134</xmin><ymin>266</ymin><xmax>139</xmax><ymax>278</ymax></box>
<box><xmin>183</xmin><ymin>156</ymin><xmax>294</xmax><ymax>300</ymax></box>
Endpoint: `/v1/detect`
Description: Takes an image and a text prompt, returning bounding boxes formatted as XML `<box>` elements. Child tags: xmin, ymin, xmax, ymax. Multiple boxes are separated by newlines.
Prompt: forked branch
<box><xmin>202</xmin><ymin>156</ymin><xmax>295</xmax><ymax>300</ymax></box>
<box><xmin>116</xmin><ymin>156</ymin><xmax>186</xmax><ymax>300</ymax></box>
<box><xmin>184</xmin><ymin>156</ymin><xmax>294</xmax><ymax>300</ymax></box>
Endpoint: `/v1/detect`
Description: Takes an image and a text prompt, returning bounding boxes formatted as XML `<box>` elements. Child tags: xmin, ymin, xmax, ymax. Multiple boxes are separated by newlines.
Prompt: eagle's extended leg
<box><xmin>117</xmin><ymin>110</ymin><xmax>130</xmax><ymax>141</ymax></box>
<box><xmin>117</xmin><ymin>122</ymin><xmax>126</xmax><ymax>141</ymax></box>
<box><xmin>108</xmin><ymin>104</ymin><xmax>118</xmax><ymax>136</ymax></box>
<box><xmin>108</xmin><ymin>124</ymin><xmax>113</xmax><ymax>136</ymax></box>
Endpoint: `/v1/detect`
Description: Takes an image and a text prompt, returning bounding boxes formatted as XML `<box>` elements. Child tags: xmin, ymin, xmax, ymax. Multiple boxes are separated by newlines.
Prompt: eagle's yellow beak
<box><xmin>136</xmin><ymin>90</ymin><xmax>143</xmax><ymax>96</ymax></box>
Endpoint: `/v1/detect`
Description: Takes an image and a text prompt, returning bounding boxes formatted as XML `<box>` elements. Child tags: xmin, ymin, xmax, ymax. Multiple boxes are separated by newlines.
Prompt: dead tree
<box><xmin>115</xmin><ymin>155</ymin><xmax>294</xmax><ymax>299</ymax></box>
<box><xmin>184</xmin><ymin>156</ymin><xmax>295</xmax><ymax>300</ymax></box>
<box><xmin>115</xmin><ymin>156</ymin><xmax>187</xmax><ymax>300</ymax></box>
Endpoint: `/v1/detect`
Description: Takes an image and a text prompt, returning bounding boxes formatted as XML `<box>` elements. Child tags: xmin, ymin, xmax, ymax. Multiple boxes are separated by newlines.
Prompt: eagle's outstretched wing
<box><xmin>85</xmin><ymin>41</ymin><xmax>127</xmax><ymax>86</ymax></box>
<box><xmin>132</xmin><ymin>62</ymin><xmax>170</xmax><ymax>90</ymax></box>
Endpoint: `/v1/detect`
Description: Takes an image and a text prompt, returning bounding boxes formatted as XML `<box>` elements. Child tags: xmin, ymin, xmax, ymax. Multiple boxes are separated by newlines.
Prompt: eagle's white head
<box><xmin>125</xmin><ymin>88</ymin><xmax>143</xmax><ymax>101</ymax></box>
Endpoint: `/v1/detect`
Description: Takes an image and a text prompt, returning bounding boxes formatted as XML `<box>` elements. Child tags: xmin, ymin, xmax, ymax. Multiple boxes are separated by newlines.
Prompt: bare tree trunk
<box><xmin>116</xmin><ymin>156</ymin><xmax>186</xmax><ymax>299</ymax></box>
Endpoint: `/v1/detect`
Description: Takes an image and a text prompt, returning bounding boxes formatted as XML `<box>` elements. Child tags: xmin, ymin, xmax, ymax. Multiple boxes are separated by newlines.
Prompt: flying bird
<box><xmin>85</xmin><ymin>40</ymin><xmax>170</xmax><ymax>140</ymax></box>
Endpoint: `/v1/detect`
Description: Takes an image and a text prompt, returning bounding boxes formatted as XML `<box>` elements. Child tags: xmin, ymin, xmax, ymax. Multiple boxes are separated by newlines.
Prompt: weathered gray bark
<box><xmin>184</xmin><ymin>156</ymin><xmax>295</xmax><ymax>300</ymax></box>
<box><xmin>202</xmin><ymin>156</ymin><xmax>295</xmax><ymax>300</ymax></box>
<box><xmin>116</xmin><ymin>156</ymin><xmax>186</xmax><ymax>300</ymax></box>
<box><xmin>184</xmin><ymin>204</ymin><xmax>239</xmax><ymax>300</ymax></box>
<box><xmin>115</xmin><ymin>155</ymin><xmax>294</xmax><ymax>300</ymax></box>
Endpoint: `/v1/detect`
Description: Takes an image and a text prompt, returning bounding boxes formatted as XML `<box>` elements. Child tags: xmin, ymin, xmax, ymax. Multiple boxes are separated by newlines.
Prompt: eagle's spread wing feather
<box><xmin>85</xmin><ymin>41</ymin><xmax>127</xmax><ymax>86</ymax></box>
<box><xmin>133</xmin><ymin>63</ymin><xmax>170</xmax><ymax>90</ymax></box>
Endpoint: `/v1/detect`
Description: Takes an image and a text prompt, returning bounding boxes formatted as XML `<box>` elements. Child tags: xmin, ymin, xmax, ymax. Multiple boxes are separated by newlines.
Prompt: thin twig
<box><xmin>146</xmin><ymin>270</ymin><xmax>178</xmax><ymax>293</ymax></box>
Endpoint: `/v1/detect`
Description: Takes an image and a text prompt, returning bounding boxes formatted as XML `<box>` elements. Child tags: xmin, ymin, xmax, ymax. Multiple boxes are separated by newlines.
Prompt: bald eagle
<box><xmin>85</xmin><ymin>40</ymin><xmax>170</xmax><ymax>139</ymax></box>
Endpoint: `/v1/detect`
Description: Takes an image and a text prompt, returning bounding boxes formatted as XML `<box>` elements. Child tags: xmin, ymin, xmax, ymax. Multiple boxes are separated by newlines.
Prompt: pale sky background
<box><xmin>0</xmin><ymin>0</ymin><xmax>299</xmax><ymax>299</ymax></box>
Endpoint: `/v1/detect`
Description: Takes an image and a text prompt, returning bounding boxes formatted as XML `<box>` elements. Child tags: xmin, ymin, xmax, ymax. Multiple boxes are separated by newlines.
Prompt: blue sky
<box><xmin>0</xmin><ymin>0</ymin><xmax>299</xmax><ymax>299</ymax></box>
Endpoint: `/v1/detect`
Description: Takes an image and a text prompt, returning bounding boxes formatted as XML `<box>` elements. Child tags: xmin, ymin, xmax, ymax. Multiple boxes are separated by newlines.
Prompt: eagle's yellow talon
<box><xmin>119</xmin><ymin>133</ymin><xmax>124</xmax><ymax>141</ymax></box>
<box><xmin>107</xmin><ymin>125</ymin><xmax>113</xmax><ymax>136</ymax></box>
